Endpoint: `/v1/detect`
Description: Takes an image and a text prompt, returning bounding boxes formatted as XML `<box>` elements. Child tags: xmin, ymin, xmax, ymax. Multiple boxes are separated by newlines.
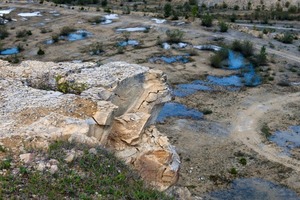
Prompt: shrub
<box><xmin>229</xmin><ymin>167</ymin><xmax>238</xmax><ymax>175</ymax></box>
<box><xmin>278</xmin><ymin>32</ymin><xmax>294</xmax><ymax>44</ymax></box>
<box><xmin>256</xmin><ymin>45</ymin><xmax>267</xmax><ymax>65</ymax></box>
<box><xmin>166</xmin><ymin>29</ymin><xmax>184</xmax><ymax>43</ymax></box>
<box><xmin>201</xmin><ymin>14</ymin><xmax>213</xmax><ymax>27</ymax></box>
<box><xmin>230</xmin><ymin>13</ymin><xmax>237</xmax><ymax>22</ymax></box>
<box><xmin>219</xmin><ymin>21</ymin><xmax>228</xmax><ymax>32</ymax></box>
<box><xmin>231</xmin><ymin>40</ymin><xmax>254</xmax><ymax>57</ymax></box>
<box><xmin>89</xmin><ymin>42</ymin><xmax>103</xmax><ymax>55</ymax></box>
<box><xmin>261</xmin><ymin>123</ymin><xmax>271</xmax><ymax>137</ymax></box>
<box><xmin>164</xmin><ymin>3</ymin><xmax>172</xmax><ymax>17</ymax></box>
<box><xmin>0</xmin><ymin>26</ymin><xmax>9</xmax><ymax>39</ymax></box>
<box><xmin>52</xmin><ymin>34</ymin><xmax>59</xmax><ymax>43</ymax></box>
<box><xmin>37</xmin><ymin>48</ymin><xmax>45</xmax><ymax>55</ymax></box>
<box><xmin>59</xmin><ymin>26</ymin><xmax>76</xmax><ymax>36</ymax></box>
<box><xmin>202</xmin><ymin>108</ymin><xmax>212</xmax><ymax>115</ymax></box>
<box><xmin>16</xmin><ymin>29</ymin><xmax>32</xmax><ymax>38</ymax></box>
<box><xmin>239</xmin><ymin>158</ymin><xmax>247</xmax><ymax>165</ymax></box>
<box><xmin>210</xmin><ymin>49</ymin><xmax>228</xmax><ymax>68</ymax></box>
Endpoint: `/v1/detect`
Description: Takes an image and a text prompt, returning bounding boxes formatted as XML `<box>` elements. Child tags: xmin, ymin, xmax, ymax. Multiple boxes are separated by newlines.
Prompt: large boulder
<box><xmin>0</xmin><ymin>60</ymin><xmax>179</xmax><ymax>191</ymax></box>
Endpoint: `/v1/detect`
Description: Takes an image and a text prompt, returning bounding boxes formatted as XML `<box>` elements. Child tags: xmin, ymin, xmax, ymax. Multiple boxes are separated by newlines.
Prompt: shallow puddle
<box><xmin>18</xmin><ymin>11</ymin><xmax>42</xmax><ymax>17</ymax></box>
<box><xmin>204</xmin><ymin>178</ymin><xmax>300</xmax><ymax>200</ymax></box>
<box><xmin>149</xmin><ymin>55</ymin><xmax>190</xmax><ymax>64</ymax></box>
<box><xmin>59</xmin><ymin>30</ymin><xmax>92</xmax><ymax>41</ymax></box>
<box><xmin>117</xmin><ymin>40</ymin><xmax>139</xmax><ymax>47</ymax></box>
<box><xmin>0</xmin><ymin>47</ymin><xmax>19</xmax><ymax>55</ymax></box>
<box><xmin>156</xmin><ymin>102</ymin><xmax>203</xmax><ymax>123</ymax></box>
<box><xmin>269</xmin><ymin>125</ymin><xmax>300</xmax><ymax>155</ymax></box>
<box><xmin>116</xmin><ymin>27</ymin><xmax>149</xmax><ymax>32</ymax></box>
<box><xmin>173</xmin><ymin>80</ymin><xmax>212</xmax><ymax>97</ymax></box>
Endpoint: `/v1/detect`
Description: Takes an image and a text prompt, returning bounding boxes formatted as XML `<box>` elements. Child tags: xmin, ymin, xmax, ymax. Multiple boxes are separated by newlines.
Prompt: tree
<box><xmin>164</xmin><ymin>3</ymin><xmax>172</xmax><ymax>17</ymax></box>
<box><xmin>257</xmin><ymin>45</ymin><xmax>267</xmax><ymax>65</ymax></box>
<box><xmin>191</xmin><ymin>5</ymin><xmax>198</xmax><ymax>20</ymax></box>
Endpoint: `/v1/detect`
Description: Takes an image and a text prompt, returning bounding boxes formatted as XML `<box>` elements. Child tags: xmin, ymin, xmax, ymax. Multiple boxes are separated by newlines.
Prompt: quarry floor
<box><xmin>1</xmin><ymin>1</ymin><xmax>300</xmax><ymax>198</ymax></box>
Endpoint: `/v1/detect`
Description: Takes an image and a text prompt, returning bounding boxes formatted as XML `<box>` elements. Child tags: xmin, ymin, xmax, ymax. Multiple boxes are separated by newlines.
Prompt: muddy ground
<box><xmin>1</xmin><ymin>1</ymin><xmax>300</xmax><ymax>198</ymax></box>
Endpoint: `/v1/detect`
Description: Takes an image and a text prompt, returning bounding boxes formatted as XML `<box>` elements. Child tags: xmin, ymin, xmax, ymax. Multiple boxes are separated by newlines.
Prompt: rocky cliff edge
<box><xmin>0</xmin><ymin>60</ymin><xmax>180</xmax><ymax>191</ymax></box>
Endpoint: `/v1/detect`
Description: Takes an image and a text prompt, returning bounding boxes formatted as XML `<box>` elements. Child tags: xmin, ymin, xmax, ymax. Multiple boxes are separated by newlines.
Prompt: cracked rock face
<box><xmin>0</xmin><ymin>60</ymin><xmax>179</xmax><ymax>190</ymax></box>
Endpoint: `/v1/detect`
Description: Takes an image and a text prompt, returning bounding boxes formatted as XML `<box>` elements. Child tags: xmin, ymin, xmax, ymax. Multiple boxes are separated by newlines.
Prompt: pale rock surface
<box><xmin>0</xmin><ymin>60</ymin><xmax>179</xmax><ymax>191</ymax></box>
<box><xmin>19</xmin><ymin>153</ymin><xmax>34</xmax><ymax>164</ymax></box>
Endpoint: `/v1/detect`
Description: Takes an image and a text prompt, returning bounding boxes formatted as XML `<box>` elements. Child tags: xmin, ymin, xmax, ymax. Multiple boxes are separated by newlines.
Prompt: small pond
<box><xmin>117</xmin><ymin>40</ymin><xmax>139</xmax><ymax>47</ymax></box>
<box><xmin>156</xmin><ymin>102</ymin><xmax>203</xmax><ymax>123</ymax></box>
<box><xmin>269</xmin><ymin>125</ymin><xmax>300</xmax><ymax>155</ymax></box>
<box><xmin>0</xmin><ymin>8</ymin><xmax>14</xmax><ymax>16</ymax></box>
<box><xmin>149</xmin><ymin>54</ymin><xmax>190</xmax><ymax>64</ymax></box>
<box><xmin>18</xmin><ymin>11</ymin><xmax>42</xmax><ymax>17</ymax></box>
<box><xmin>204</xmin><ymin>178</ymin><xmax>300</xmax><ymax>200</ymax></box>
<box><xmin>116</xmin><ymin>27</ymin><xmax>149</xmax><ymax>32</ymax></box>
<box><xmin>0</xmin><ymin>47</ymin><xmax>19</xmax><ymax>55</ymax></box>
<box><xmin>59</xmin><ymin>30</ymin><xmax>92</xmax><ymax>41</ymax></box>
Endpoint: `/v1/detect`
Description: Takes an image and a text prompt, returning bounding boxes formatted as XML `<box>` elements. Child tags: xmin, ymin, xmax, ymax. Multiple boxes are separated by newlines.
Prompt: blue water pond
<box><xmin>204</xmin><ymin>178</ymin><xmax>300</xmax><ymax>200</ymax></box>
<box><xmin>149</xmin><ymin>55</ymin><xmax>190</xmax><ymax>64</ymax></box>
<box><xmin>117</xmin><ymin>40</ymin><xmax>139</xmax><ymax>47</ymax></box>
<box><xmin>60</xmin><ymin>30</ymin><xmax>92</xmax><ymax>41</ymax></box>
<box><xmin>227</xmin><ymin>51</ymin><xmax>244</xmax><ymax>70</ymax></box>
<box><xmin>269</xmin><ymin>125</ymin><xmax>300</xmax><ymax>155</ymax></box>
<box><xmin>156</xmin><ymin>102</ymin><xmax>203</xmax><ymax>123</ymax></box>
<box><xmin>0</xmin><ymin>47</ymin><xmax>19</xmax><ymax>55</ymax></box>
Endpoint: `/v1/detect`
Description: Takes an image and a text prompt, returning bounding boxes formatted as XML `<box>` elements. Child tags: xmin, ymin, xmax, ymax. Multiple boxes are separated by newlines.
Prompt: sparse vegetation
<box><xmin>59</xmin><ymin>26</ymin><xmax>76</xmax><ymax>36</ymax></box>
<box><xmin>0</xmin><ymin>141</ymin><xmax>172</xmax><ymax>199</ymax></box>
<box><xmin>219</xmin><ymin>21</ymin><xmax>228</xmax><ymax>32</ymax></box>
<box><xmin>210</xmin><ymin>48</ymin><xmax>229</xmax><ymax>68</ymax></box>
<box><xmin>277</xmin><ymin>32</ymin><xmax>294</xmax><ymax>44</ymax></box>
<box><xmin>261</xmin><ymin>123</ymin><xmax>271</xmax><ymax>138</ymax></box>
<box><xmin>164</xmin><ymin>3</ymin><xmax>172</xmax><ymax>17</ymax></box>
<box><xmin>166</xmin><ymin>29</ymin><xmax>184</xmax><ymax>43</ymax></box>
<box><xmin>0</xmin><ymin>26</ymin><xmax>9</xmax><ymax>40</ymax></box>
<box><xmin>231</xmin><ymin>40</ymin><xmax>254</xmax><ymax>57</ymax></box>
<box><xmin>16</xmin><ymin>29</ymin><xmax>32</xmax><ymax>38</ymax></box>
<box><xmin>55</xmin><ymin>75</ymin><xmax>87</xmax><ymax>94</ymax></box>
<box><xmin>201</xmin><ymin>13</ymin><xmax>213</xmax><ymax>27</ymax></box>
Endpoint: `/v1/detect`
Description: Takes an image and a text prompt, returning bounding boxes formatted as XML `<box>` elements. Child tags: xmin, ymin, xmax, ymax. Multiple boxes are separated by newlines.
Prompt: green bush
<box><xmin>16</xmin><ymin>29</ymin><xmax>32</xmax><ymax>38</ymax></box>
<box><xmin>219</xmin><ymin>21</ymin><xmax>228</xmax><ymax>32</ymax></box>
<box><xmin>231</xmin><ymin>40</ymin><xmax>254</xmax><ymax>57</ymax></box>
<box><xmin>278</xmin><ymin>32</ymin><xmax>294</xmax><ymax>44</ymax></box>
<box><xmin>201</xmin><ymin>14</ymin><xmax>213</xmax><ymax>27</ymax></box>
<box><xmin>261</xmin><ymin>123</ymin><xmax>271</xmax><ymax>137</ymax></box>
<box><xmin>210</xmin><ymin>49</ymin><xmax>228</xmax><ymax>68</ymax></box>
<box><xmin>0</xmin><ymin>26</ymin><xmax>9</xmax><ymax>40</ymax></box>
<box><xmin>164</xmin><ymin>3</ymin><xmax>172</xmax><ymax>17</ymax></box>
<box><xmin>59</xmin><ymin>26</ymin><xmax>76</xmax><ymax>36</ymax></box>
<box><xmin>239</xmin><ymin>158</ymin><xmax>247</xmax><ymax>165</ymax></box>
<box><xmin>166</xmin><ymin>29</ymin><xmax>184</xmax><ymax>43</ymax></box>
<box><xmin>256</xmin><ymin>45</ymin><xmax>267</xmax><ymax>66</ymax></box>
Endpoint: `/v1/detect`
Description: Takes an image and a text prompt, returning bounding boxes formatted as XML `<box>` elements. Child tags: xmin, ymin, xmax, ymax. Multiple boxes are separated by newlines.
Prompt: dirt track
<box><xmin>232</xmin><ymin>92</ymin><xmax>300</xmax><ymax>171</ymax></box>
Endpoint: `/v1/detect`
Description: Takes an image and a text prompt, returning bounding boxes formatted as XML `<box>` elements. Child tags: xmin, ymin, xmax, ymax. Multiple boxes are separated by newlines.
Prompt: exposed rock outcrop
<box><xmin>0</xmin><ymin>60</ymin><xmax>179</xmax><ymax>190</ymax></box>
